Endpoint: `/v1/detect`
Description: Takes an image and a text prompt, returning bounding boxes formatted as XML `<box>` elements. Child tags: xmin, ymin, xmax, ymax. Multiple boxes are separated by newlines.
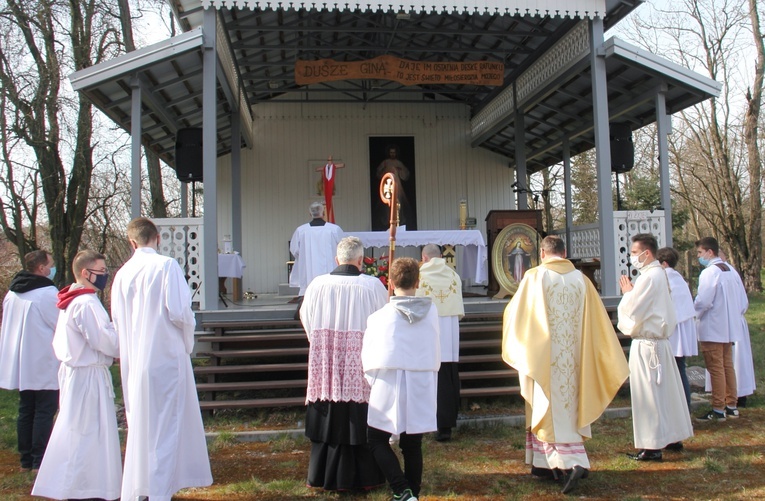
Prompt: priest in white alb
<box><xmin>618</xmin><ymin>233</ymin><xmax>693</xmax><ymax>462</ymax></box>
<box><xmin>290</xmin><ymin>201</ymin><xmax>344</xmax><ymax>296</ymax></box>
<box><xmin>300</xmin><ymin>236</ymin><xmax>388</xmax><ymax>491</ymax></box>
<box><xmin>416</xmin><ymin>243</ymin><xmax>464</xmax><ymax>442</ymax></box>
<box><xmin>111</xmin><ymin>217</ymin><xmax>212</xmax><ymax>501</ymax></box>
<box><xmin>503</xmin><ymin>235</ymin><xmax>629</xmax><ymax>494</ymax></box>
<box><xmin>33</xmin><ymin>250</ymin><xmax>121</xmax><ymax>501</ymax></box>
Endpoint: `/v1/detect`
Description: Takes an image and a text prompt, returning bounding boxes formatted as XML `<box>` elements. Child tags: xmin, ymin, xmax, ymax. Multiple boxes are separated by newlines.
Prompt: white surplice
<box><xmin>665</xmin><ymin>268</ymin><xmax>698</xmax><ymax>357</ymax></box>
<box><xmin>32</xmin><ymin>291</ymin><xmax>121</xmax><ymax>500</ymax></box>
<box><xmin>289</xmin><ymin>222</ymin><xmax>344</xmax><ymax>295</ymax></box>
<box><xmin>111</xmin><ymin>247</ymin><xmax>212</xmax><ymax>501</ymax></box>
<box><xmin>0</xmin><ymin>285</ymin><xmax>59</xmax><ymax>391</ymax></box>
<box><xmin>362</xmin><ymin>297</ymin><xmax>440</xmax><ymax>435</ymax></box>
<box><xmin>618</xmin><ymin>262</ymin><xmax>693</xmax><ymax>450</ymax></box>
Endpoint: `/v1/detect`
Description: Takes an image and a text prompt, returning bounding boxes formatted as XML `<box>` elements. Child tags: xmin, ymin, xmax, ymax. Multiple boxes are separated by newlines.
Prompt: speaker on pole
<box><xmin>609</xmin><ymin>123</ymin><xmax>634</xmax><ymax>173</ymax></box>
<box><xmin>175</xmin><ymin>128</ymin><xmax>204</xmax><ymax>182</ymax></box>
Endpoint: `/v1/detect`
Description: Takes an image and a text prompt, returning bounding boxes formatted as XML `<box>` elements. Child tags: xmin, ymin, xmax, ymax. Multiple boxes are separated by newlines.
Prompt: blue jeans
<box><xmin>17</xmin><ymin>390</ymin><xmax>58</xmax><ymax>469</ymax></box>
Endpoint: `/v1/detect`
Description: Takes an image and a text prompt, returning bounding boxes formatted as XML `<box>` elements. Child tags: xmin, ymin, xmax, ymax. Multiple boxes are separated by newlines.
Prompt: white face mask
<box><xmin>630</xmin><ymin>250</ymin><xmax>647</xmax><ymax>270</ymax></box>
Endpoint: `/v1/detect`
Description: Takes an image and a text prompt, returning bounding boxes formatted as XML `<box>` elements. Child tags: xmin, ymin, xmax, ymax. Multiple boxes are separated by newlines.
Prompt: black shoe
<box><xmin>627</xmin><ymin>449</ymin><xmax>662</xmax><ymax>461</ymax></box>
<box><xmin>664</xmin><ymin>442</ymin><xmax>684</xmax><ymax>451</ymax></box>
<box><xmin>435</xmin><ymin>427</ymin><xmax>452</xmax><ymax>442</ymax></box>
<box><xmin>737</xmin><ymin>396</ymin><xmax>748</xmax><ymax>408</ymax></box>
<box><xmin>562</xmin><ymin>465</ymin><xmax>587</xmax><ymax>494</ymax></box>
<box><xmin>531</xmin><ymin>466</ymin><xmax>555</xmax><ymax>480</ymax></box>
<box><xmin>696</xmin><ymin>409</ymin><xmax>726</xmax><ymax>422</ymax></box>
<box><xmin>725</xmin><ymin>406</ymin><xmax>740</xmax><ymax>419</ymax></box>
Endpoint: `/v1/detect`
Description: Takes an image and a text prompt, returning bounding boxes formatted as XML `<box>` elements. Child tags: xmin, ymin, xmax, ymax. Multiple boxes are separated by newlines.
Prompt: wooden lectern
<box><xmin>485</xmin><ymin>210</ymin><xmax>543</xmax><ymax>296</ymax></box>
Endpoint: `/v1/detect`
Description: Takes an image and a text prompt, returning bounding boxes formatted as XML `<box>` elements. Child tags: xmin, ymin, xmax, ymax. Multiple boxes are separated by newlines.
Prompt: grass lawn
<box><xmin>0</xmin><ymin>292</ymin><xmax>762</xmax><ymax>500</ymax></box>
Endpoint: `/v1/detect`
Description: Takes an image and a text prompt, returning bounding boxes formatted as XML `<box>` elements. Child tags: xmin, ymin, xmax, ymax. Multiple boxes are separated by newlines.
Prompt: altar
<box><xmin>218</xmin><ymin>253</ymin><xmax>246</xmax><ymax>301</ymax></box>
<box><xmin>347</xmin><ymin>229</ymin><xmax>488</xmax><ymax>284</ymax></box>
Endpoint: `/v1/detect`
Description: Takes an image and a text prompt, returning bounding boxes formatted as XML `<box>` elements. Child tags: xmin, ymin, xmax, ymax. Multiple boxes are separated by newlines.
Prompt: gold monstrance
<box><xmin>379</xmin><ymin>172</ymin><xmax>399</xmax><ymax>297</ymax></box>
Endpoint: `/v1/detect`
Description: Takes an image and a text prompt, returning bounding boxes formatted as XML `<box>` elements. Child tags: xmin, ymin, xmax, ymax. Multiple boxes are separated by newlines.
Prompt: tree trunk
<box><xmin>743</xmin><ymin>0</ymin><xmax>764</xmax><ymax>292</ymax></box>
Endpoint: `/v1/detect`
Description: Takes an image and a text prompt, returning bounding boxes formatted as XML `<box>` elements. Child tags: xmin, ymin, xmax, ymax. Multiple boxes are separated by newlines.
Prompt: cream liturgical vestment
<box><xmin>289</xmin><ymin>222</ymin><xmax>344</xmax><ymax>295</ymax></box>
<box><xmin>111</xmin><ymin>247</ymin><xmax>212</xmax><ymax>501</ymax></box>
<box><xmin>618</xmin><ymin>261</ymin><xmax>693</xmax><ymax>450</ymax></box>
<box><xmin>33</xmin><ymin>287</ymin><xmax>121</xmax><ymax>500</ymax></box>
<box><xmin>416</xmin><ymin>257</ymin><xmax>464</xmax><ymax>362</ymax></box>
<box><xmin>502</xmin><ymin>257</ymin><xmax>628</xmax><ymax>470</ymax></box>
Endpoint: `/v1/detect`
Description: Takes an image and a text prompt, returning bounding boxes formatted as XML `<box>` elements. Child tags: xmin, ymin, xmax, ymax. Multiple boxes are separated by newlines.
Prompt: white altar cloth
<box><xmin>218</xmin><ymin>253</ymin><xmax>246</xmax><ymax>278</ymax></box>
<box><xmin>346</xmin><ymin>229</ymin><xmax>488</xmax><ymax>284</ymax></box>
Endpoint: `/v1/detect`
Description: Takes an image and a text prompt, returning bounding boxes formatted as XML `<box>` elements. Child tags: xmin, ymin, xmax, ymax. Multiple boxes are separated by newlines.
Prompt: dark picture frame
<box><xmin>369</xmin><ymin>136</ymin><xmax>417</xmax><ymax>231</ymax></box>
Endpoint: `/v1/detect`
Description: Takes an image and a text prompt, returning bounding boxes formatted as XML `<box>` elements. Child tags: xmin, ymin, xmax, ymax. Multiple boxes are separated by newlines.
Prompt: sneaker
<box><xmin>393</xmin><ymin>489</ymin><xmax>418</xmax><ymax>501</ymax></box>
<box><xmin>696</xmin><ymin>409</ymin><xmax>726</xmax><ymax>422</ymax></box>
<box><xmin>725</xmin><ymin>407</ymin><xmax>740</xmax><ymax>419</ymax></box>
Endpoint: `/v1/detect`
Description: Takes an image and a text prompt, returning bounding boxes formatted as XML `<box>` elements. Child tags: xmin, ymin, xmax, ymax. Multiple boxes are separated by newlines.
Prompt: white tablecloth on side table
<box><xmin>346</xmin><ymin>229</ymin><xmax>488</xmax><ymax>284</ymax></box>
<box><xmin>218</xmin><ymin>253</ymin><xmax>246</xmax><ymax>278</ymax></box>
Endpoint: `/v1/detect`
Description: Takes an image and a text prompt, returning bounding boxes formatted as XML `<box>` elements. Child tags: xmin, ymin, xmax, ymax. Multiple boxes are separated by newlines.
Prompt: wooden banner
<box><xmin>295</xmin><ymin>55</ymin><xmax>503</xmax><ymax>86</ymax></box>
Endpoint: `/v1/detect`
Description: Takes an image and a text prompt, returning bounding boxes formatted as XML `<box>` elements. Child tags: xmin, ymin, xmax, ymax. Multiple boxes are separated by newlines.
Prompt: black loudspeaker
<box><xmin>175</xmin><ymin>128</ymin><xmax>203</xmax><ymax>182</ymax></box>
<box><xmin>610</xmin><ymin>123</ymin><xmax>634</xmax><ymax>173</ymax></box>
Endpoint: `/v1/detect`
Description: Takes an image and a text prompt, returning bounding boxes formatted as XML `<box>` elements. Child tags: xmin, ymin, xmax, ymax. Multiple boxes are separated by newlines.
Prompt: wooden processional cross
<box><xmin>379</xmin><ymin>172</ymin><xmax>399</xmax><ymax>298</ymax></box>
<box><xmin>315</xmin><ymin>156</ymin><xmax>344</xmax><ymax>223</ymax></box>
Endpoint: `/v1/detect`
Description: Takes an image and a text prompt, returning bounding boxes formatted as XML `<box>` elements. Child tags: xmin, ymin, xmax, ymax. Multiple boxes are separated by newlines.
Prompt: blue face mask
<box><xmin>698</xmin><ymin>256</ymin><xmax>710</xmax><ymax>267</ymax></box>
<box><xmin>47</xmin><ymin>266</ymin><xmax>56</xmax><ymax>281</ymax></box>
<box><xmin>89</xmin><ymin>271</ymin><xmax>109</xmax><ymax>291</ymax></box>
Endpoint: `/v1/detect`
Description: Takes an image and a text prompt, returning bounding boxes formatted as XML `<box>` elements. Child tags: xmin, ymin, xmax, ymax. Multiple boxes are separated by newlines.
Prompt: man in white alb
<box><xmin>618</xmin><ymin>233</ymin><xmax>693</xmax><ymax>461</ymax></box>
<box><xmin>290</xmin><ymin>201</ymin><xmax>344</xmax><ymax>296</ymax></box>
<box><xmin>416</xmin><ymin>243</ymin><xmax>464</xmax><ymax>442</ymax></box>
<box><xmin>111</xmin><ymin>217</ymin><xmax>212</xmax><ymax>501</ymax></box>
<box><xmin>503</xmin><ymin>236</ymin><xmax>628</xmax><ymax>494</ymax></box>
<box><xmin>0</xmin><ymin>250</ymin><xmax>59</xmax><ymax>472</ymax></box>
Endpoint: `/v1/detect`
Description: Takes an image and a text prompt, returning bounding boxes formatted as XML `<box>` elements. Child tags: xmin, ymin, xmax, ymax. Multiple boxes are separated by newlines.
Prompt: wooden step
<box><xmin>460</xmin><ymin>339</ymin><xmax>501</xmax><ymax>349</ymax></box>
<box><xmin>199</xmin><ymin>347</ymin><xmax>309</xmax><ymax>358</ymax></box>
<box><xmin>458</xmin><ymin>353</ymin><xmax>504</xmax><ymax>364</ymax></box>
<box><xmin>460</xmin><ymin>386</ymin><xmax>520</xmax><ymax>397</ymax></box>
<box><xmin>459</xmin><ymin>324</ymin><xmax>502</xmax><ymax>333</ymax></box>
<box><xmin>202</xmin><ymin>319</ymin><xmax>302</xmax><ymax>330</ymax></box>
<box><xmin>203</xmin><ymin>326</ymin><xmax>306</xmax><ymax>336</ymax></box>
<box><xmin>459</xmin><ymin>369</ymin><xmax>517</xmax><ymax>380</ymax></box>
<box><xmin>196</xmin><ymin>379</ymin><xmax>307</xmax><ymax>391</ymax></box>
<box><xmin>199</xmin><ymin>396</ymin><xmax>306</xmax><ymax>410</ymax></box>
<box><xmin>197</xmin><ymin>333</ymin><xmax>307</xmax><ymax>343</ymax></box>
<box><xmin>194</xmin><ymin>362</ymin><xmax>308</xmax><ymax>374</ymax></box>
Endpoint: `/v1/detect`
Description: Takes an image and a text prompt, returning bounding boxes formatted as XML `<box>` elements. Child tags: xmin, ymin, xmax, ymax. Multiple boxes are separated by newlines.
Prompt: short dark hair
<box><xmin>389</xmin><ymin>257</ymin><xmax>420</xmax><ymax>290</ymax></box>
<box><xmin>73</xmin><ymin>250</ymin><xmax>106</xmax><ymax>276</ymax></box>
<box><xmin>631</xmin><ymin>233</ymin><xmax>658</xmax><ymax>256</ymax></box>
<box><xmin>695</xmin><ymin>237</ymin><xmax>719</xmax><ymax>255</ymax></box>
<box><xmin>24</xmin><ymin>250</ymin><xmax>51</xmax><ymax>273</ymax></box>
<box><xmin>656</xmin><ymin>247</ymin><xmax>679</xmax><ymax>268</ymax></box>
<box><xmin>540</xmin><ymin>235</ymin><xmax>565</xmax><ymax>256</ymax></box>
<box><xmin>127</xmin><ymin>217</ymin><xmax>159</xmax><ymax>245</ymax></box>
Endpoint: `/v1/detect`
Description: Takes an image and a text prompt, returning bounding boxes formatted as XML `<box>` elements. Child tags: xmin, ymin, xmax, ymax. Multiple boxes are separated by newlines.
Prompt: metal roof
<box><xmin>68</xmin><ymin>0</ymin><xmax>719</xmax><ymax>171</ymax></box>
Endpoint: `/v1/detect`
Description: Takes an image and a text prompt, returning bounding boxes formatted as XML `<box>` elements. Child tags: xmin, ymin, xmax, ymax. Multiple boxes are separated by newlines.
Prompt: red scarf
<box><xmin>56</xmin><ymin>284</ymin><xmax>96</xmax><ymax>310</ymax></box>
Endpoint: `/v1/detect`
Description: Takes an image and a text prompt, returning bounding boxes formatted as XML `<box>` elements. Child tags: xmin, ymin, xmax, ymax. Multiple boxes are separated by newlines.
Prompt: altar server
<box><xmin>363</xmin><ymin>257</ymin><xmax>440</xmax><ymax>501</ymax></box>
<box><xmin>32</xmin><ymin>250</ymin><xmax>121</xmax><ymax>500</ymax></box>
<box><xmin>657</xmin><ymin>247</ymin><xmax>697</xmax><ymax>411</ymax></box>
<box><xmin>300</xmin><ymin>236</ymin><xmax>387</xmax><ymax>491</ymax></box>
<box><xmin>416</xmin><ymin>243</ymin><xmax>464</xmax><ymax>442</ymax></box>
<box><xmin>503</xmin><ymin>235</ymin><xmax>628</xmax><ymax>493</ymax></box>
<box><xmin>0</xmin><ymin>250</ymin><xmax>59</xmax><ymax>472</ymax></box>
<box><xmin>290</xmin><ymin>201</ymin><xmax>344</xmax><ymax>295</ymax></box>
<box><xmin>618</xmin><ymin>234</ymin><xmax>693</xmax><ymax>461</ymax></box>
<box><xmin>703</xmin><ymin>250</ymin><xmax>755</xmax><ymax>408</ymax></box>
<box><xmin>111</xmin><ymin>217</ymin><xmax>212</xmax><ymax>501</ymax></box>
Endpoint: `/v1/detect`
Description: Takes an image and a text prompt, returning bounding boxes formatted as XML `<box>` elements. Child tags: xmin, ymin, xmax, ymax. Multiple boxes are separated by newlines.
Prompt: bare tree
<box><xmin>627</xmin><ymin>0</ymin><xmax>763</xmax><ymax>291</ymax></box>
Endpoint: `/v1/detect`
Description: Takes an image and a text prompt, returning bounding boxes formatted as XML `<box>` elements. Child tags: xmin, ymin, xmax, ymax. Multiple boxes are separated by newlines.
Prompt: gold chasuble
<box><xmin>416</xmin><ymin>258</ymin><xmax>465</xmax><ymax>319</ymax></box>
<box><xmin>502</xmin><ymin>258</ymin><xmax>628</xmax><ymax>442</ymax></box>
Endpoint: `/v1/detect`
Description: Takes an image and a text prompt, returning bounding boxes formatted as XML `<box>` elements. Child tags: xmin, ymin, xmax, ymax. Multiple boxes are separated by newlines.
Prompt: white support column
<box><xmin>655</xmin><ymin>88</ymin><xmax>673</xmax><ymax>247</ymax></box>
<box><xmin>589</xmin><ymin>17</ymin><xmax>617</xmax><ymax>296</ymax></box>
<box><xmin>130</xmin><ymin>77</ymin><xmax>142</xmax><ymax>218</ymax></box>
<box><xmin>202</xmin><ymin>8</ymin><xmax>219</xmax><ymax>309</ymax></box>
<box><xmin>563</xmin><ymin>137</ymin><xmax>573</xmax><ymax>256</ymax></box>
<box><xmin>231</xmin><ymin>108</ymin><xmax>243</xmax><ymax>253</ymax></box>
<box><xmin>515</xmin><ymin>108</ymin><xmax>528</xmax><ymax>210</ymax></box>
